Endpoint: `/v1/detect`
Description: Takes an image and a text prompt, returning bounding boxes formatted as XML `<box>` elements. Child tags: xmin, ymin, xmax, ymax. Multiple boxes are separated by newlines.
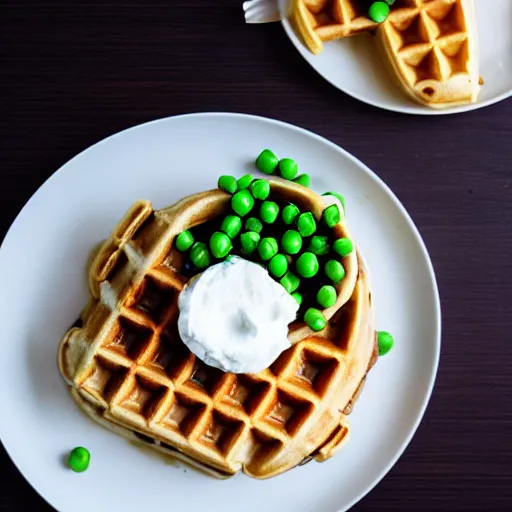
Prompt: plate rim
<box><xmin>0</xmin><ymin>112</ymin><xmax>442</xmax><ymax>512</ymax></box>
<box><xmin>279</xmin><ymin>2</ymin><xmax>512</xmax><ymax>116</ymax></box>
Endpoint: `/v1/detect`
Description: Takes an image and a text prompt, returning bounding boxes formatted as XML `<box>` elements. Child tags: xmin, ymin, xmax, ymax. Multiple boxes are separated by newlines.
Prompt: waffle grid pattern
<box><xmin>301</xmin><ymin>0</ymin><xmax>378</xmax><ymax>41</ymax></box>
<box><xmin>293</xmin><ymin>0</ymin><xmax>477</xmax><ymax>106</ymax></box>
<box><xmin>67</xmin><ymin>195</ymin><xmax>365</xmax><ymax>477</ymax></box>
<box><xmin>381</xmin><ymin>0</ymin><xmax>471</xmax><ymax>88</ymax></box>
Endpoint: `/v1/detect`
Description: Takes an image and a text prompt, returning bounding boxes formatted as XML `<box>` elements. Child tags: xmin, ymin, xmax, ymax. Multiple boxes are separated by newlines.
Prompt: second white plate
<box><xmin>280</xmin><ymin>0</ymin><xmax>512</xmax><ymax>115</ymax></box>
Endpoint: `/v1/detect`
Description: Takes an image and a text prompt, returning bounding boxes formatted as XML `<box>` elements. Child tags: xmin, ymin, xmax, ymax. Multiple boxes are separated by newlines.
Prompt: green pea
<box><xmin>268</xmin><ymin>237</ymin><xmax>278</xmax><ymax>252</ymax></box>
<box><xmin>368</xmin><ymin>1</ymin><xmax>390</xmax><ymax>23</ymax></box>
<box><xmin>308</xmin><ymin>235</ymin><xmax>329</xmax><ymax>256</ymax></box>
<box><xmin>218</xmin><ymin>175</ymin><xmax>238</xmax><ymax>194</ymax></box>
<box><xmin>278</xmin><ymin>158</ymin><xmax>298</xmax><ymax>180</ymax></box>
<box><xmin>377</xmin><ymin>331</ymin><xmax>394</xmax><ymax>355</ymax></box>
<box><xmin>209</xmin><ymin>232</ymin><xmax>232</xmax><ymax>259</ymax></box>
<box><xmin>240</xmin><ymin>231</ymin><xmax>260</xmax><ymax>254</ymax></box>
<box><xmin>332</xmin><ymin>238</ymin><xmax>353</xmax><ymax>257</ymax></box>
<box><xmin>325</xmin><ymin>260</ymin><xmax>345</xmax><ymax>284</ymax></box>
<box><xmin>322</xmin><ymin>204</ymin><xmax>341</xmax><ymax>228</ymax></box>
<box><xmin>190</xmin><ymin>242</ymin><xmax>211</xmax><ymax>269</ymax></box>
<box><xmin>291</xmin><ymin>292</ymin><xmax>302</xmax><ymax>306</ymax></box>
<box><xmin>68</xmin><ymin>447</ymin><xmax>90</xmax><ymax>473</ymax></box>
<box><xmin>245</xmin><ymin>217</ymin><xmax>263</xmax><ymax>234</ymax></box>
<box><xmin>251</xmin><ymin>179</ymin><xmax>270</xmax><ymax>200</ymax></box>
<box><xmin>317</xmin><ymin>285</ymin><xmax>337</xmax><ymax>308</ymax></box>
<box><xmin>282</xmin><ymin>203</ymin><xmax>300</xmax><ymax>225</ymax></box>
<box><xmin>258</xmin><ymin>237</ymin><xmax>278</xmax><ymax>261</ymax></box>
<box><xmin>221</xmin><ymin>215</ymin><xmax>242</xmax><ymax>239</ymax></box>
<box><xmin>297</xmin><ymin>212</ymin><xmax>317</xmax><ymax>237</ymax></box>
<box><xmin>256</xmin><ymin>149</ymin><xmax>279</xmax><ymax>174</ymax></box>
<box><xmin>268</xmin><ymin>254</ymin><xmax>289</xmax><ymax>278</ymax></box>
<box><xmin>280</xmin><ymin>271</ymin><xmax>300</xmax><ymax>293</ymax></box>
<box><xmin>322</xmin><ymin>191</ymin><xmax>346</xmax><ymax>213</ymax></box>
<box><xmin>281</xmin><ymin>230</ymin><xmax>303</xmax><ymax>255</ymax></box>
<box><xmin>232</xmin><ymin>189</ymin><xmax>255</xmax><ymax>217</ymax></box>
<box><xmin>293</xmin><ymin>174</ymin><xmax>310</xmax><ymax>187</ymax></box>
<box><xmin>237</xmin><ymin>174</ymin><xmax>253</xmax><ymax>190</ymax></box>
<box><xmin>296</xmin><ymin>252</ymin><xmax>319</xmax><ymax>278</ymax></box>
<box><xmin>260</xmin><ymin>201</ymin><xmax>279</xmax><ymax>224</ymax></box>
<box><xmin>175</xmin><ymin>230</ymin><xmax>194</xmax><ymax>252</ymax></box>
<box><xmin>304</xmin><ymin>308</ymin><xmax>326</xmax><ymax>332</ymax></box>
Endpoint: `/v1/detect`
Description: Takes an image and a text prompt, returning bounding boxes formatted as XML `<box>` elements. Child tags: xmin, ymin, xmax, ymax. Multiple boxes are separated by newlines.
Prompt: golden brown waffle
<box><xmin>291</xmin><ymin>0</ymin><xmax>378</xmax><ymax>55</ymax></box>
<box><xmin>377</xmin><ymin>0</ymin><xmax>480</xmax><ymax>107</ymax></box>
<box><xmin>292</xmin><ymin>0</ymin><xmax>481</xmax><ymax>108</ymax></box>
<box><xmin>58</xmin><ymin>180</ymin><xmax>378</xmax><ymax>478</ymax></box>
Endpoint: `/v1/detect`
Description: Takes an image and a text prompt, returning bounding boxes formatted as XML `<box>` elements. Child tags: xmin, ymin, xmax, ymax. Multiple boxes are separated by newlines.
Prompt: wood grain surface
<box><xmin>1</xmin><ymin>1</ymin><xmax>511</xmax><ymax>511</ymax></box>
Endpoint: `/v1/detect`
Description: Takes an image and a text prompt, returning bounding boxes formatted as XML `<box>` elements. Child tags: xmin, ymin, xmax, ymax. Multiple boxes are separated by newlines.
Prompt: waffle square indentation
<box><xmin>439</xmin><ymin>37</ymin><xmax>468</xmax><ymax>76</ymax></box>
<box><xmin>264</xmin><ymin>389</ymin><xmax>315</xmax><ymax>436</ymax></box>
<box><xmin>249</xmin><ymin>428</ymin><xmax>284</xmax><ymax>466</ymax></box>
<box><xmin>185</xmin><ymin>359</ymin><xmax>226</xmax><ymax>397</ymax></box>
<box><xmin>131</xmin><ymin>276</ymin><xmax>176</xmax><ymax>325</ymax></box>
<box><xmin>426</xmin><ymin>1</ymin><xmax>465</xmax><ymax>39</ymax></box>
<box><xmin>103</xmin><ymin>316</ymin><xmax>153</xmax><ymax>361</ymax></box>
<box><xmin>160</xmin><ymin>391</ymin><xmax>207</xmax><ymax>438</ymax></box>
<box><xmin>224</xmin><ymin>376</ymin><xmax>272</xmax><ymax>415</ymax></box>
<box><xmin>81</xmin><ymin>356</ymin><xmax>130</xmax><ymax>405</ymax></box>
<box><xmin>198</xmin><ymin>411</ymin><xmax>246</xmax><ymax>456</ymax></box>
<box><xmin>293</xmin><ymin>349</ymin><xmax>341</xmax><ymax>397</ymax></box>
<box><xmin>144</xmin><ymin>326</ymin><xmax>193</xmax><ymax>381</ymax></box>
<box><xmin>117</xmin><ymin>374</ymin><xmax>167</xmax><ymax>420</ymax></box>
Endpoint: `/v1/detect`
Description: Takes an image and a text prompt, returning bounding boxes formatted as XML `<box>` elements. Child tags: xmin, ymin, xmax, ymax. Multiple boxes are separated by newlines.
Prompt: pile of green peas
<box><xmin>174</xmin><ymin>150</ymin><xmax>353</xmax><ymax>333</ymax></box>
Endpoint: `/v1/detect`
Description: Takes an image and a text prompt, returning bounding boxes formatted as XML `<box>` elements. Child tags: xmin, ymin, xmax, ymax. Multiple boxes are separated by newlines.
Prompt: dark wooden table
<box><xmin>1</xmin><ymin>1</ymin><xmax>511</xmax><ymax>511</ymax></box>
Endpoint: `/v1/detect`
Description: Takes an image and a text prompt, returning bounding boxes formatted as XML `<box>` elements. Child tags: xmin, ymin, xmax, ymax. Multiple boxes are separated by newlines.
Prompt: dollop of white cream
<box><xmin>178</xmin><ymin>257</ymin><xmax>298</xmax><ymax>374</ymax></box>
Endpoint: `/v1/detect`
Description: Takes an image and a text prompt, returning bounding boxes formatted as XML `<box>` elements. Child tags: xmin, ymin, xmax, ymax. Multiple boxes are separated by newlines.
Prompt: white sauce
<box><xmin>178</xmin><ymin>257</ymin><xmax>298</xmax><ymax>374</ymax></box>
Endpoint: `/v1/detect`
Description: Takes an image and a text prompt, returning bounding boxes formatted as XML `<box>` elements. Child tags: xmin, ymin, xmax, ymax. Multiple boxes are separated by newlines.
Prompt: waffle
<box><xmin>292</xmin><ymin>0</ymin><xmax>481</xmax><ymax>108</ymax></box>
<box><xmin>376</xmin><ymin>0</ymin><xmax>480</xmax><ymax>107</ymax></box>
<box><xmin>291</xmin><ymin>0</ymin><xmax>378</xmax><ymax>55</ymax></box>
<box><xmin>58</xmin><ymin>179</ymin><xmax>378</xmax><ymax>478</ymax></box>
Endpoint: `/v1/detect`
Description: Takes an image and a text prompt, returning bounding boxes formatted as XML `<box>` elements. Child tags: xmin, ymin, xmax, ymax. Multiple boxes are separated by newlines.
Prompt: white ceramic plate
<box><xmin>280</xmin><ymin>0</ymin><xmax>512</xmax><ymax>115</ymax></box>
<box><xmin>0</xmin><ymin>113</ymin><xmax>440</xmax><ymax>511</ymax></box>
